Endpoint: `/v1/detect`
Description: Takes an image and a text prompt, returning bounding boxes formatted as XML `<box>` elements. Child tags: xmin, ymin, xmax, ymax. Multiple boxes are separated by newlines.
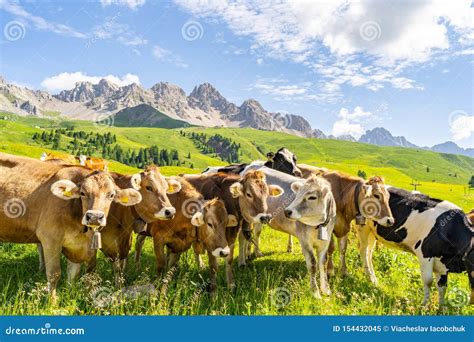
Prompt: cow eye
<box><xmin>146</xmin><ymin>185</ymin><xmax>153</xmax><ymax>192</ymax></box>
<box><xmin>207</xmin><ymin>222</ymin><xmax>213</xmax><ymax>228</ymax></box>
<box><xmin>374</xmin><ymin>194</ymin><xmax>380</xmax><ymax>199</ymax></box>
<box><xmin>246</xmin><ymin>192</ymin><xmax>253</xmax><ymax>199</ymax></box>
<box><xmin>108</xmin><ymin>192</ymin><xmax>115</xmax><ymax>199</ymax></box>
<box><xmin>80</xmin><ymin>191</ymin><xmax>86</xmax><ymax>197</ymax></box>
<box><xmin>308</xmin><ymin>196</ymin><xmax>317</xmax><ymax>200</ymax></box>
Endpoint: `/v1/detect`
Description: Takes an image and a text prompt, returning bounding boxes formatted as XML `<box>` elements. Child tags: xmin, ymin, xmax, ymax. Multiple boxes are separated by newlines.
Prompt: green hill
<box><xmin>112</xmin><ymin>104</ymin><xmax>189</xmax><ymax>128</ymax></box>
<box><xmin>0</xmin><ymin>112</ymin><xmax>473</xmax><ymax>210</ymax></box>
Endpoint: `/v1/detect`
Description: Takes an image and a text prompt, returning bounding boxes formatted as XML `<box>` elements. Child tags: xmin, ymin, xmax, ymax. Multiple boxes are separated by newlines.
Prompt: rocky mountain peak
<box><xmin>359</xmin><ymin>127</ymin><xmax>417</xmax><ymax>148</ymax></box>
<box><xmin>189</xmin><ymin>82</ymin><xmax>238</xmax><ymax>115</ymax></box>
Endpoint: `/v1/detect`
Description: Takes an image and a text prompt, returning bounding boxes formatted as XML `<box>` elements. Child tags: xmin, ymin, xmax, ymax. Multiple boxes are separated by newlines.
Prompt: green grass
<box><xmin>0</xmin><ymin>113</ymin><xmax>473</xmax><ymax>315</ymax></box>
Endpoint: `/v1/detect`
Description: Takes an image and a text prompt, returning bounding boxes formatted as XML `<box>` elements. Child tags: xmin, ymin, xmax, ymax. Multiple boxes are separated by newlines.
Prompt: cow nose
<box><xmin>220</xmin><ymin>250</ymin><xmax>229</xmax><ymax>257</ymax></box>
<box><xmin>284</xmin><ymin>209</ymin><xmax>292</xmax><ymax>218</ymax></box>
<box><xmin>86</xmin><ymin>212</ymin><xmax>94</xmax><ymax>221</ymax></box>
<box><xmin>294</xmin><ymin>169</ymin><xmax>302</xmax><ymax>177</ymax></box>
<box><xmin>164</xmin><ymin>207</ymin><xmax>176</xmax><ymax>218</ymax></box>
<box><xmin>387</xmin><ymin>217</ymin><xmax>395</xmax><ymax>226</ymax></box>
<box><xmin>260</xmin><ymin>214</ymin><xmax>272</xmax><ymax>224</ymax></box>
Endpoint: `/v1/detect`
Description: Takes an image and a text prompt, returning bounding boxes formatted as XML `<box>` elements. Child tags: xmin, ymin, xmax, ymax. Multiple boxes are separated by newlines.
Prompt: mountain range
<box><xmin>0</xmin><ymin>76</ymin><xmax>471</xmax><ymax>158</ymax></box>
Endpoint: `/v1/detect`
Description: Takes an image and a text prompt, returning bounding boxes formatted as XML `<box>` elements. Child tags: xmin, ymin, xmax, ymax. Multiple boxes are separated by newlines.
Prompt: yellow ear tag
<box><xmin>121</xmin><ymin>196</ymin><xmax>129</xmax><ymax>204</ymax></box>
<box><xmin>168</xmin><ymin>184</ymin><xmax>175</xmax><ymax>193</ymax></box>
<box><xmin>64</xmin><ymin>190</ymin><xmax>73</xmax><ymax>197</ymax></box>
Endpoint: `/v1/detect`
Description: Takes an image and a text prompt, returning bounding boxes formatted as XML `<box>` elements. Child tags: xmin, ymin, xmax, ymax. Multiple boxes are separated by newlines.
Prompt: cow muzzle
<box><xmin>378</xmin><ymin>216</ymin><xmax>395</xmax><ymax>227</ymax></box>
<box><xmin>155</xmin><ymin>206</ymin><xmax>176</xmax><ymax>220</ymax></box>
<box><xmin>82</xmin><ymin>210</ymin><xmax>106</xmax><ymax>227</ymax></box>
<box><xmin>212</xmin><ymin>246</ymin><xmax>230</xmax><ymax>257</ymax></box>
<box><xmin>254</xmin><ymin>213</ymin><xmax>272</xmax><ymax>224</ymax></box>
<box><xmin>284</xmin><ymin>208</ymin><xmax>300</xmax><ymax>220</ymax></box>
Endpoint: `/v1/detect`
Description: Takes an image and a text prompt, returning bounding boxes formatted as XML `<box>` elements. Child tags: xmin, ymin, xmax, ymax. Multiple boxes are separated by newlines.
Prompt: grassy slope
<box><xmin>0</xmin><ymin>113</ymin><xmax>473</xmax><ymax>315</ymax></box>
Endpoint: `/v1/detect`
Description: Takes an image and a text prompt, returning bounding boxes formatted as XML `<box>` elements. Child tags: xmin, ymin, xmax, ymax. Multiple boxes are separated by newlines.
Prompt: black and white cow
<box><xmin>358</xmin><ymin>186</ymin><xmax>473</xmax><ymax>305</ymax></box>
<box><xmin>203</xmin><ymin>147</ymin><xmax>301</xmax><ymax>252</ymax></box>
<box><xmin>204</xmin><ymin>147</ymin><xmax>302</xmax><ymax>177</ymax></box>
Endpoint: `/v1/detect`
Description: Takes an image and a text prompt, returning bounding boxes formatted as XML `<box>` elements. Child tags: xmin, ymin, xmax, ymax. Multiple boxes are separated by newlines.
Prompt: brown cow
<box><xmin>135</xmin><ymin>177</ymin><xmax>238</xmax><ymax>291</ymax></box>
<box><xmin>0</xmin><ymin>153</ymin><xmax>141</xmax><ymax>303</ymax></box>
<box><xmin>77</xmin><ymin>165</ymin><xmax>181</xmax><ymax>286</ymax></box>
<box><xmin>183</xmin><ymin>171</ymin><xmax>283</xmax><ymax>288</ymax></box>
<box><xmin>78</xmin><ymin>155</ymin><xmax>108</xmax><ymax>171</ymax></box>
<box><xmin>298</xmin><ymin>163</ymin><xmax>394</xmax><ymax>277</ymax></box>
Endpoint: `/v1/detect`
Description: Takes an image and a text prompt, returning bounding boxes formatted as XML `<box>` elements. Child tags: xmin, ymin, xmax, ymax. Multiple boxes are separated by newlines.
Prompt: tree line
<box><xmin>32</xmin><ymin>128</ymin><xmax>189</xmax><ymax>168</ymax></box>
<box><xmin>181</xmin><ymin>131</ymin><xmax>241</xmax><ymax>163</ymax></box>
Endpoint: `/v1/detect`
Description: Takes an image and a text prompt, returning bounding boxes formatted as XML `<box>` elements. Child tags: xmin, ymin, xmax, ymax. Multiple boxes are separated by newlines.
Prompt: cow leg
<box><xmin>419</xmin><ymin>258</ymin><xmax>434</xmax><ymax>306</ymax></box>
<box><xmin>358</xmin><ymin>224</ymin><xmax>378</xmax><ymax>285</ymax></box>
<box><xmin>37</xmin><ymin>243</ymin><xmax>45</xmax><ymax>271</ymax></box>
<box><xmin>207</xmin><ymin>251</ymin><xmax>218</xmax><ymax>293</ymax></box>
<box><xmin>366</xmin><ymin>231</ymin><xmax>378</xmax><ymax>285</ymax></box>
<box><xmin>301</xmin><ymin>241</ymin><xmax>321</xmax><ymax>298</ymax></box>
<box><xmin>153</xmin><ymin>238</ymin><xmax>167</xmax><ymax>275</ymax></box>
<box><xmin>113</xmin><ymin>259</ymin><xmax>125</xmax><ymax>288</ymax></box>
<box><xmin>86</xmin><ymin>250</ymin><xmax>98</xmax><ymax>273</ymax></box>
<box><xmin>134</xmin><ymin>234</ymin><xmax>146</xmax><ymax>270</ymax></box>
<box><xmin>435</xmin><ymin>273</ymin><xmax>448</xmax><ymax>306</ymax></box>
<box><xmin>317</xmin><ymin>244</ymin><xmax>331</xmax><ymax>296</ymax></box>
<box><xmin>238</xmin><ymin>230</ymin><xmax>247</xmax><ymax>267</ymax></box>
<box><xmin>167</xmin><ymin>252</ymin><xmax>181</xmax><ymax>270</ymax></box>
<box><xmin>225</xmin><ymin>242</ymin><xmax>236</xmax><ymax>290</ymax></box>
<box><xmin>337</xmin><ymin>235</ymin><xmax>349</xmax><ymax>276</ymax></box>
<box><xmin>67</xmin><ymin>260</ymin><xmax>82</xmax><ymax>283</ymax></box>
<box><xmin>287</xmin><ymin>235</ymin><xmax>293</xmax><ymax>253</ymax></box>
<box><xmin>253</xmin><ymin>223</ymin><xmax>264</xmax><ymax>258</ymax></box>
<box><xmin>40</xmin><ymin>239</ymin><xmax>62</xmax><ymax>305</ymax></box>
<box><xmin>326</xmin><ymin>236</ymin><xmax>335</xmax><ymax>277</ymax></box>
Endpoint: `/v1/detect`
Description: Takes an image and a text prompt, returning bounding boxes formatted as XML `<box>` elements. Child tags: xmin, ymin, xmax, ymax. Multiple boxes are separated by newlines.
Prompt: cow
<box><xmin>236</xmin><ymin>165</ymin><xmax>336</xmax><ymax>297</ymax></box>
<box><xmin>183</xmin><ymin>170</ymin><xmax>284</xmax><ymax>289</ymax></box>
<box><xmin>40</xmin><ymin>151</ymin><xmax>77</xmax><ymax>165</ymax></box>
<box><xmin>135</xmin><ymin>177</ymin><xmax>238</xmax><ymax>291</ymax></box>
<box><xmin>468</xmin><ymin>209</ymin><xmax>474</xmax><ymax>225</ymax></box>
<box><xmin>203</xmin><ymin>147</ymin><xmax>301</xmax><ymax>253</ymax></box>
<box><xmin>298</xmin><ymin>163</ymin><xmax>394</xmax><ymax>277</ymax></box>
<box><xmin>0</xmin><ymin>153</ymin><xmax>141</xmax><ymax>303</ymax></box>
<box><xmin>356</xmin><ymin>187</ymin><xmax>474</xmax><ymax>306</ymax></box>
<box><xmin>79</xmin><ymin>165</ymin><xmax>181</xmax><ymax>287</ymax></box>
<box><xmin>78</xmin><ymin>155</ymin><xmax>108</xmax><ymax>171</ymax></box>
<box><xmin>203</xmin><ymin>147</ymin><xmax>302</xmax><ymax>177</ymax></box>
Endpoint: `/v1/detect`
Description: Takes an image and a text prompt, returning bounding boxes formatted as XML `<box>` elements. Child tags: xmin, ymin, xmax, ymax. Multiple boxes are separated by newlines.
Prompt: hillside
<box><xmin>112</xmin><ymin>104</ymin><xmax>189</xmax><ymax>128</ymax></box>
<box><xmin>0</xmin><ymin>112</ymin><xmax>473</xmax><ymax>210</ymax></box>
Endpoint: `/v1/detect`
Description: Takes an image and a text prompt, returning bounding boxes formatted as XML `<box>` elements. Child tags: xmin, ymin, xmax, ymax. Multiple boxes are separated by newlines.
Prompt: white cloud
<box><xmin>41</xmin><ymin>72</ymin><xmax>140</xmax><ymax>92</ymax></box>
<box><xmin>100</xmin><ymin>0</ymin><xmax>146</xmax><ymax>10</ymax></box>
<box><xmin>152</xmin><ymin>45</ymin><xmax>189</xmax><ymax>68</ymax></box>
<box><xmin>252</xmin><ymin>77</ymin><xmax>318</xmax><ymax>101</ymax></box>
<box><xmin>331</xmin><ymin>106</ymin><xmax>373</xmax><ymax>139</ymax></box>
<box><xmin>91</xmin><ymin>20</ymin><xmax>148</xmax><ymax>46</ymax></box>
<box><xmin>0</xmin><ymin>0</ymin><xmax>86</xmax><ymax>38</ymax></box>
<box><xmin>450</xmin><ymin>114</ymin><xmax>474</xmax><ymax>141</ymax></box>
<box><xmin>175</xmin><ymin>0</ymin><xmax>473</xmax><ymax>97</ymax></box>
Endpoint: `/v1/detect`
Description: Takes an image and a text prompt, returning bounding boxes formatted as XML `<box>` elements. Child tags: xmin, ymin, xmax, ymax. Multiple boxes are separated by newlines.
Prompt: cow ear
<box><xmin>268</xmin><ymin>185</ymin><xmax>284</xmax><ymax>197</ymax></box>
<box><xmin>290</xmin><ymin>181</ymin><xmax>304</xmax><ymax>194</ymax></box>
<box><xmin>115</xmin><ymin>188</ymin><xmax>142</xmax><ymax>206</ymax></box>
<box><xmin>130</xmin><ymin>173</ymin><xmax>142</xmax><ymax>190</ymax></box>
<box><xmin>50</xmin><ymin>180</ymin><xmax>81</xmax><ymax>200</ymax></box>
<box><xmin>266</xmin><ymin>152</ymin><xmax>275</xmax><ymax>160</ymax></box>
<box><xmin>166</xmin><ymin>178</ymin><xmax>182</xmax><ymax>194</ymax></box>
<box><xmin>229</xmin><ymin>182</ymin><xmax>243</xmax><ymax>198</ymax></box>
<box><xmin>40</xmin><ymin>152</ymin><xmax>47</xmax><ymax>161</ymax></box>
<box><xmin>191</xmin><ymin>212</ymin><xmax>205</xmax><ymax>226</ymax></box>
<box><xmin>363</xmin><ymin>184</ymin><xmax>373</xmax><ymax>197</ymax></box>
<box><xmin>227</xmin><ymin>214</ymin><xmax>238</xmax><ymax>227</ymax></box>
<box><xmin>79</xmin><ymin>155</ymin><xmax>87</xmax><ymax>166</ymax></box>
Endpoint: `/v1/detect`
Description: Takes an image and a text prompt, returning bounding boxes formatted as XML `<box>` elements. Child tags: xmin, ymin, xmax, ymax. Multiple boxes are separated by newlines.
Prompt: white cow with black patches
<box><xmin>358</xmin><ymin>187</ymin><xmax>473</xmax><ymax>306</ymax></box>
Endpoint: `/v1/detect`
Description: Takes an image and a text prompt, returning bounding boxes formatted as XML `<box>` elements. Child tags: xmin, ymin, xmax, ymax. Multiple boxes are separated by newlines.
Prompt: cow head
<box><xmin>50</xmin><ymin>171</ymin><xmax>142</xmax><ymax>227</ymax></box>
<box><xmin>130</xmin><ymin>166</ymin><xmax>181</xmax><ymax>222</ymax></box>
<box><xmin>358</xmin><ymin>176</ymin><xmax>394</xmax><ymax>227</ymax></box>
<box><xmin>229</xmin><ymin>170</ymin><xmax>284</xmax><ymax>224</ymax></box>
<box><xmin>191</xmin><ymin>198</ymin><xmax>238</xmax><ymax>257</ymax></box>
<box><xmin>284</xmin><ymin>175</ymin><xmax>334</xmax><ymax>226</ymax></box>
<box><xmin>265</xmin><ymin>147</ymin><xmax>302</xmax><ymax>177</ymax></box>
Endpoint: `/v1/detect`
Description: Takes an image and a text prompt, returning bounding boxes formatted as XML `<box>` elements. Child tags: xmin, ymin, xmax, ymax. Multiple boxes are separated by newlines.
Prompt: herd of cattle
<box><xmin>0</xmin><ymin>148</ymin><xmax>473</xmax><ymax>307</ymax></box>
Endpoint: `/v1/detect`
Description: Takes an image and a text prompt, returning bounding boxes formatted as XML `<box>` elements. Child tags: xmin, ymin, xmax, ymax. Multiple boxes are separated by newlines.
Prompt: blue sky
<box><xmin>1</xmin><ymin>0</ymin><xmax>473</xmax><ymax>148</ymax></box>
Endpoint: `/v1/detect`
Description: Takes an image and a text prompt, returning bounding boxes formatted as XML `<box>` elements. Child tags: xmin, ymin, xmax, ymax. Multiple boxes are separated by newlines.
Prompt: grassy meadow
<box><xmin>0</xmin><ymin>112</ymin><xmax>473</xmax><ymax>315</ymax></box>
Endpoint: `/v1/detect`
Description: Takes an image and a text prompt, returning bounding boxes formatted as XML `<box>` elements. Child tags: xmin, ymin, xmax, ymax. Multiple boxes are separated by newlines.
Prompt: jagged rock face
<box><xmin>151</xmin><ymin>82</ymin><xmax>189</xmax><ymax>116</ymax></box>
<box><xmin>312</xmin><ymin>129</ymin><xmax>327</xmax><ymax>139</ymax></box>
<box><xmin>359</xmin><ymin>127</ymin><xmax>417</xmax><ymax>148</ymax></box>
<box><xmin>57</xmin><ymin>82</ymin><xmax>95</xmax><ymax>102</ymax></box>
<box><xmin>188</xmin><ymin>83</ymin><xmax>239</xmax><ymax>115</ymax></box>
